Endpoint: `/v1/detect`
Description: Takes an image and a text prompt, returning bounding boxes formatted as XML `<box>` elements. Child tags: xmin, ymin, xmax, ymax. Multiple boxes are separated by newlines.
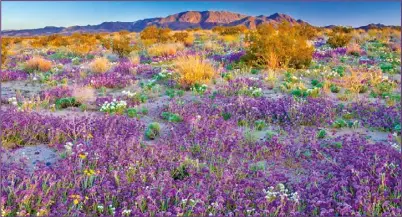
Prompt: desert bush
<box><xmin>112</xmin><ymin>36</ymin><xmax>132</xmax><ymax>57</ymax></box>
<box><xmin>243</xmin><ymin>21</ymin><xmax>314</xmax><ymax>69</ymax></box>
<box><xmin>128</xmin><ymin>52</ymin><xmax>140</xmax><ymax>65</ymax></box>
<box><xmin>55</xmin><ymin>97</ymin><xmax>81</xmax><ymax>109</ymax></box>
<box><xmin>140</xmin><ymin>25</ymin><xmax>172</xmax><ymax>43</ymax></box>
<box><xmin>89</xmin><ymin>57</ymin><xmax>111</xmax><ymax>74</ymax></box>
<box><xmin>298</xmin><ymin>24</ymin><xmax>318</xmax><ymax>40</ymax></box>
<box><xmin>1</xmin><ymin>41</ymin><xmax>7</xmax><ymax>67</ymax></box>
<box><xmin>184</xmin><ymin>33</ymin><xmax>195</xmax><ymax>46</ymax></box>
<box><xmin>327</xmin><ymin>27</ymin><xmax>353</xmax><ymax>48</ymax></box>
<box><xmin>172</xmin><ymin>32</ymin><xmax>189</xmax><ymax>43</ymax></box>
<box><xmin>24</xmin><ymin>56</ymin><xmax>52</xmax><ymax>72</ymax></box>
<box><xmin>346</xmin><ymin>42</ymin><xmax>362</xmax><ymax>56</ymax></box>
<box><xmin>147</xmin><ymin>43</ymin><xmax>185</xmax><ymax>57</ymax></box>
<box><xmin>71</xmin><ymin>86</ymin><xmax>96</xmax><ymax>104</ymax></box>
<box><xmin>212</xmin><ymin>25</ymin><xmax>247</xmax><ymax>35</ymax></box>
<box><xmin>174</xmin><ymin>55</ymin><xmax>216</xmax><ymax>88</ymax></box>
<box><xmin>145</xmin><ymin>122</ymin><xmax>161</xmax><ymax>140</ymax></box>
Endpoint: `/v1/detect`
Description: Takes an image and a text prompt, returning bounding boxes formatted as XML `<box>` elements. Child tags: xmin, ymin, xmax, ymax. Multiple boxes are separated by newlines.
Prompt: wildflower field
<box><xmin>1</xmin><ymin>24</ymin><xmax>401</xmax><ymax>216</ymax></box>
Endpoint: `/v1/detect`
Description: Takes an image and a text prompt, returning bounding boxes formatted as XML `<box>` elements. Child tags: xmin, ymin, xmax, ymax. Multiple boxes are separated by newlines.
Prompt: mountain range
<box><xmin>1</xmin><ymin>11</ymin><xmax>400</xmax><ymax>36</ymax></box>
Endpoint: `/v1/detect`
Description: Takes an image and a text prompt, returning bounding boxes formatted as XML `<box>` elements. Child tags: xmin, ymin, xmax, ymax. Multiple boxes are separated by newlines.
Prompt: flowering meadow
<box><xmin>1</xmin><ymin>25</ymin><xmax>401</xmax><ymax>216</ymax></box>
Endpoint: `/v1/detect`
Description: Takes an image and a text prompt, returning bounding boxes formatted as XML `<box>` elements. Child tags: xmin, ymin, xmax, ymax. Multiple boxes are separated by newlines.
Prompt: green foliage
<box><xmin>375</xmin><ymin>81</ymin><xmax>394</xmax><ymax>95</ymax></box>
<box><xmin>255</xmin><ymin>119</ymin><xmax>267</xmax><ymax>131</ymax></box>
<box><xmin>171</xmin><ymin>164</ymin><xmax>190</xmax><ymax>180</ymax></box>
<box><xmin>330</xmin><ymin>84</ymin><xmax>340</xmax><ymax>93</ymax></box>
<box><xmin>249</xmin><ymin>161</ymin><xmax>267</xmax><ymax>172</ymax></box>
<box><xmin>317</xmin><ymin>129</ymin><xmax>327</xmax><ymax>139</ymax></box>
<box><xmin>332</xmin><ymin>118</ymin><xmax>348</xmax><ymax>128</ymax></box>
<box><xmin>191</xmin><ymin>83</ymin><xmax>208</xmax><ymax>95</ymax></box>
<box><xmin>55</xmin><ymin>97</ymin><xmax>81</xmax><ymax>109</ymax></box>
<box><xmin>333</xmin><ymin>142</ymin><xmax>343</xmax><ymax>149</ymax></box>
<box><xmin>222</xmin><ymin>112</ymin><xmax>232</xmax><ymax>121</ymax></box>
<box><xmin>335</xmin><ymin>66</ymin><xmax>345</xmax><ymax>77</ymax></box>
<box><xmin>127</xmin><ymin>108</ymin><xmax>140</xmax><ymax>118</ymax></box>
<box><xmin>145</xmin><ymin>122</ymin><xmax>161</xmax><ymax>140</ymax></box>
<box><xmin>161</xmin><ymin>112</ymin><xmax>183</xmax><ymax>123</ymax></box>
<box><xmin>250</xmin><ymin>68</ymin><xmax>259</xmax><ymax>75</ymax></box>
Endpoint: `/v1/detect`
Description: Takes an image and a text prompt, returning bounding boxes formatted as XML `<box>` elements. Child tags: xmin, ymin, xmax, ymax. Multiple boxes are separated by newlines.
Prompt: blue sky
<box><xmin>2</xmin><ymin>1</ymin><xmax>400</xmax><ymax>30</ymax></box>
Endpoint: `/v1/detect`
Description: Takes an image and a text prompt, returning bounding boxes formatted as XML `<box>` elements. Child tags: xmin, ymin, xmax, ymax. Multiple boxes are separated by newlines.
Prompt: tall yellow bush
<box><xmin>89</xmin><ymin>57</ymin><xmax>111</xmax><ymax>74</ymax></box>
<box><xmin>25</xmin><ymin>56</ymin><xmax>52</xmax><ymax>72</ymax></box>
<box><xmin>147</xmin><ymin>43</ymin><xmax>184</xmax><ymax>57</ymax></box>
<box><xmin>174</xmin><ymin>55</ymin><xmax>216</xmax><ymax>88</ymax></box>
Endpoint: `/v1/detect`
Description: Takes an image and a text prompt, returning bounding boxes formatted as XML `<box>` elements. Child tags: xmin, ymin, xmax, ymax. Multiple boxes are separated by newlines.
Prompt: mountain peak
<box><xmin>2</xmin><ymin>10</ymin><xmax>307</xmax><ymax>36</ymax></box>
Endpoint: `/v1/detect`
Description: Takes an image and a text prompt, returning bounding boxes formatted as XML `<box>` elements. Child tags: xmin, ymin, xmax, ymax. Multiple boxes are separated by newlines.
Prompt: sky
<box><xmin>2</xmin><ymin>1</ymin><xmax>401</xmax><ymax>30</ymax></box>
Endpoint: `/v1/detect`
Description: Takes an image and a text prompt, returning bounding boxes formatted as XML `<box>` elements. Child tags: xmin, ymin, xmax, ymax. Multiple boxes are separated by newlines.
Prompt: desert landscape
<box><xmin>1</xmin><ymin>6</ymin><xmax>401</xmax><ymax>217</ymax></box>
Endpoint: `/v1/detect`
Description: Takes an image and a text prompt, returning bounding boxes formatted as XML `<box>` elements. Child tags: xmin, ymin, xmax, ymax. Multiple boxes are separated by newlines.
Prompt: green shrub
<box><xmin>55</xmin><ymin>97</ymin><xmax>81</xmax><ymax>109</ymax></box>
<box><xmin>145</xmin><ymin>122</ymin><xmax>161</xmax><ymax>140</ymax></box>
<box><xmin>330</xmin><ymin>84</ymin><xmax>340</xmax><ymax>93</ymax></box>
<box><xmin>255</xmin><ymin>119</ymin><xmax>267</xmax><ymax>131</ymax></box>
<box><xmin>249</xmin><ymin>161</ymin><xmax>267</xmax><ymax>172</ymax></box>
<box><xmin>317</xmin><ymin>129</ymin><xmax>327</xmax><ymax>139</ymax></box>
<box><xmin>171</xmin><ymin>164</ymin><xmax>189</xmax><ymax>180</ymax></box>
<box><xmin>161</xmin><ymin>112</ymin><xmax>182</xmax><ymax>123</ymax></box>
<box><xmin>127</xmin><ymin>108</ymin><xmax>139</xmax><ymax>118</ymax></box>
<box><xmin>222</xmin><ymin>112</ymin><xmax>232</xmax><ymax>121</ymax></box>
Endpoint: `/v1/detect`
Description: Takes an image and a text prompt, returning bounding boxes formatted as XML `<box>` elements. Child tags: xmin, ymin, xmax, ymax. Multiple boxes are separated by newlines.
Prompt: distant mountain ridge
<box><xmin>1</xmin><ymin>10</ymin><xmax>400</xmax><ymax>36</ymax></box>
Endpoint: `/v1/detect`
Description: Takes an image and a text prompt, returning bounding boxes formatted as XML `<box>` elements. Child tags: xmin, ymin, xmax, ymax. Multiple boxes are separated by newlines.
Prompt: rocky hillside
<box><xmin>1</xmin><ymin>11</ymin><xmax>307</xmax><ymax>36</ymax></box>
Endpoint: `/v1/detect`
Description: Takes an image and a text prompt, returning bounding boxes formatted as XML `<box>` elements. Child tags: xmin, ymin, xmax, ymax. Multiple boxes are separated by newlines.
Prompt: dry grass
<box><xmin>25</xmin><ymin>56</ymin><xmax>52</xmax><ymax>72</ymax></box>
<box><xmin>220</xmin><ymin>35</ymin><xmax>239</xmax><ymax>44</ymax></box>
<box><xmin>346</xmin><ymin>42</ymin><xmax>361</xmax><ymax>55</ymax></box>
<box><xmin>147</xmin><ymin>43</ymin><xmax>185</xmax><ymax>57</ymax></box>
<box><xmin>128</xmin><ymin>52</ymin><xmax>140</xmax><ymax>65</ymax></box>
<box><xmin>368</xmin><ymin>68</ymin><xmax>384</xmax><ymax>87</ymax></box>
<box><xmin>266</xmin><ymin>52</ymin><xmax>279</xmax><ymax>69</ymax></box>
<box><xmin>264</xmin><ymin>69</ymin><xmax>278</xmax><ymax>88</ymax></box>
<box><xmin>89</xmin><ymin>57</ymin><xmax>111</xmax><ymax>74</ymax></box>
<box><xmin>174</xmin><ymin>55</ymin><xmax>216</xmax><ymax>88</ymax></box>
<box><xmin>184</xmin><ymin>34</ymin><xmax>195</xmax><ymax>46</ymax></box>
<box><xmin>341</xmin><ymin>67</ymin><xmax>369</xmax><ymax>96</ymax></box>
<box><xmin>72</xmin><ymin>86</ymin><xmax>96</xmax><ymax>104</ymax></box>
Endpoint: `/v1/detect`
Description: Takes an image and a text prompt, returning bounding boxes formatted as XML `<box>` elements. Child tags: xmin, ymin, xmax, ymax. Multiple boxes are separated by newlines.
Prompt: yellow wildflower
<box><xmin>73</xmin><ymin>199</ymin><xmax>79</xmax><ymax>205</ymax></box>
<box><xmin>83</xmin><ymin>169</ymin><xmax>96</xmax><ymax>176</ymax></box>
<box><xmin>70</xmin><ymin>194</ymin><xmax>81</xmax><ymax>205</ymax></box>
<box><xmin>79</xmin><ymin>153</ymin><xmax>87</xmax><ymax>160</ymax></box>
<box><xmin>36</xmin><ymin>208</ymin><xmax>49</xmax><ymax>216</ymax></box>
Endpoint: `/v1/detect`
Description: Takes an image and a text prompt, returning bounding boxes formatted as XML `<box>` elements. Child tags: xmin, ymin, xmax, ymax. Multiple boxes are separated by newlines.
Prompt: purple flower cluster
<box><xmin>40</xmin><ymin>86</ymin><xmax>72</xmax><ymax>101</ymax></box>
<box><xmin>57</xmin><ymin>58</ymin><xmax>72</xmax><ymax>65</ymax></box>
<box><xmin>216</xmin><ymin>77</ymin><xmax>265</xmax><ymax>96</ymax></box>
<box><xmin>136</xmin><ymin>64</ymin><xmax>161</xmax><ymax>79</ymax></box>
<box><xmin>210</xmin><ymin>50</ymin><xmax>245</xmax><ymax>64</ymax></box>
<box><xmin>347</xmin><ymin>101</ymin><xmax>401</xmax><ymax>131</ymax></box>
<box><xmin>52</xmin><ymin>67</ymin><xmax>82</xmax><ymax>81</ymax></box>
<box><xmin>313</xmin><ymin>48</ymin><xmax>347</xmax><ymax>60</ymax></box>
<box><xmin>0</xmin><ymin>70</ymin><xmax>28</xmax><ymax>82</ymax></box>
<box><xmin>85</xmin><ymin>72</ymin><xmax>135</xmax><ymax>89</ymax></box>
<box><xmin>114</xmin><ymin>60</ymin><xmax>135</xmax><ymax>74</ymax></box>
<box><xmin>1</xmin><ymin>100</ymin><xmax>401</xmax><ymax>216</ymax></box>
